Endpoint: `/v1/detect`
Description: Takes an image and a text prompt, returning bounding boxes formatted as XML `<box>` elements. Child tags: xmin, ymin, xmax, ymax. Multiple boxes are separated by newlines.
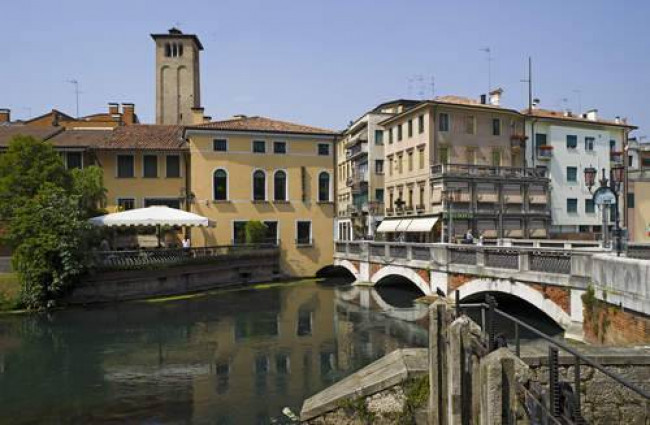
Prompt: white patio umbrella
<box><xmin>89</xmin><ymin>206</ymin><xmax>213</xmax><ymax>247</ymax></box>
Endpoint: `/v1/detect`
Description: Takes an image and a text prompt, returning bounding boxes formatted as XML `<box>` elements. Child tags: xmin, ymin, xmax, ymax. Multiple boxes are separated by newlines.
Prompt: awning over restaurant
<box><xmin>376</xmin><ymin>219</ymin><xmax>402</xmax><ymax>233</ymax></box>
<box><xmin>89</xmin><ymin>206</ymin><xmax>213</xmax><ymax>227</ymax></box>
<box><xmin>396</xmin><ymin>219</ymin><xmax>413</xmax><ymax>232</ymax></box>
<box><xmin>406</xmin><ymin>217</ymin><xmax>439</xmax><ymax>232</ymax></box>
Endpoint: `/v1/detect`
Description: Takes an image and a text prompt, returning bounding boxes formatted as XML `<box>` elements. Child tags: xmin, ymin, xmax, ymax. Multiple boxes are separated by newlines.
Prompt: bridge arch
<box><xmin>370</xmin><ymin>265</ymin><xmax>431</xmax><ymax>296</ymax></box>
<box><xmin>451</xmin><ymin>278</ymin><xmax>572</xmax><ymax>330</ymax></box>
<box><xmin>327</xmin><ymin>259</ymin><xmax>359</xmax><ymax>279</ymax></box>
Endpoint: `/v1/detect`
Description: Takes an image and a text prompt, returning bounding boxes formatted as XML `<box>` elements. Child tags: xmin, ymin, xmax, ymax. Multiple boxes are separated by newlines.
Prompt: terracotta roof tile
<box><xmin>102</xmin><ymin>125</ymin><xmax>186</xmax><ymax>150</ymax></box>
<box><xmin>0</xmin><ymin>125</ymin><xmax>64</xmax><ymax>146</ymax></box>
<box><xmin>48</xmin><ymin>129</ymin><xmax>112</xmax><ymax>148</ymax></box>
<box><xmin>523</xmin><ymin>108</ymin><xmax>636</xmax><ymax>128</ymax></box>
<box><xmin>191</xmin><ymin>116</ymin><xmax>337</xmax><ymax>136</ymax></box>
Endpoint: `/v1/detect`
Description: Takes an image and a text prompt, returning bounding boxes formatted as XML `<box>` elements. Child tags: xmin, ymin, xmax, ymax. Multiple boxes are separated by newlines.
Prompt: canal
<box><xmin>0</xmin><ymin>278</ymin><xmax>562</xmax><ymax>424</ymax></box>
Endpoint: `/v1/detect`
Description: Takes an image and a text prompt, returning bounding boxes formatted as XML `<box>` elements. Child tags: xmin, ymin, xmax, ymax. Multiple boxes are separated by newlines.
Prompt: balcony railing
<box><xmin>537</xmin><ymin>147</ymin><xmax>553</xmax><ymax>160</ymax></box>
<box><xmin>431</xmin><ymin>163</ymin><xmax>547</xmax><ymax>179</ymax></box>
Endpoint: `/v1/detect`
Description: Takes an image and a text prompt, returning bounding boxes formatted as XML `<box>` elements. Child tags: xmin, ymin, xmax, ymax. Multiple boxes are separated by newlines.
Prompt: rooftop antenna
<box><xmin>430</xmin><ymin>76</ymin><xmax>435</xmax><ymax>98</ymax></box>
<box><xmin>67</xmin><ymin>79</ymin><xmax>81</xmax><ymax>118</ymax></box>
<box><xmin>572</xmin><ymin>89</ymin><xmax>582</xmax><ymax>113</ymax></box>
<box><xmin>520</xmin><ymin>57</ymin><xmax>533</xmax><ymax>113</ymax></box>
<box><xmin>480</xmin><ymin>47</ymin><xmax>492</xmax><ymax>93</ymax></box>
<box><xmin>415</xmin><ymin>74</ymin><xmax>425</xmax><ymax>99</ymax></box>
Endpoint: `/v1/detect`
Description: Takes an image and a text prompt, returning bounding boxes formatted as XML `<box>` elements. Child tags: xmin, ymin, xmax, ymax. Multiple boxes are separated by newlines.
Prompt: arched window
<box><xmin>253</xmin><ymin>170</ymin><xmax>266</xmax><ymax>201</ymax></box>
<box><xmin>274</xmin><ymin>170</ymin><xmax>287</xmax><ymax>201</ymax></box>
<box><xmin>213</xmin><ymin>169</ymin><xmax>228</xmax><ymax>200</ymax></box>
<box><xmin>165</xmin><ymin>43</ymin><xmax>171</xmax><ymax>57</ymax></box>
<box><xmin>178</xmin><ymin>43</ymin><xmax>183</xmax><ymax>56</ymax></box>
<box><xmin>172</xmin><ymin>43</ymin><xmax>178</xmax><ymax>57</ymax></box>
<box><xmin>318</xmin><ymin>172</ymin><xmax>331</xmax><ymax>202</ymax></box>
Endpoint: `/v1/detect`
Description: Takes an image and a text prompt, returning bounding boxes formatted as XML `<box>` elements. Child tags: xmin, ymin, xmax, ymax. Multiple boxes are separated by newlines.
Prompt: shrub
<box><xmin>245</xmin><ymin>221</ymin><xmax>268</xmax><ymax>244</ymax></box>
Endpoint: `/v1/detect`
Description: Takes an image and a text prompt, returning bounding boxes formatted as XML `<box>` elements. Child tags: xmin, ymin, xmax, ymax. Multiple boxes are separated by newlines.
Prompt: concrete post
<box><xmin>476</xmin><ymin>249</ymin><xmax>485</xmax><ymax>267</ymax></box>
<box><xmin>429</xmin><ymin>300</ymin><xmax>449</xmax><ymax>425</ymax></box>
<box><xmin>519</xmin><ymin>252</ymin><xmax>530</xmax><ymax>272</ymax></box>
<box><xmin>447</xmin><ymin>316</ymin><xmax>482</xmax><ymax>424</ymax></box>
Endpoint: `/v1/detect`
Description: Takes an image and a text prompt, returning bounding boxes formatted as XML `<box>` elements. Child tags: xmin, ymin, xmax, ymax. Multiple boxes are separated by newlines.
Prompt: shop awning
<box><xmin>396</xmin><ymin>219</ymin><xmax>413</xmax><ymax>232</ymax></box>
<box><xmin>89</xmin><ymin>206</ymin><xmax>214</xmax><ymax>227</ymax></box>
<box><xmin>376</xmin><ymin>219</ymin><xmax>402</xmax><ymax>233</ymax></box>
<box><xmin>406</xmin><ymin>217</ymin><xmax>439</xmax><ymax>232</ymax></box>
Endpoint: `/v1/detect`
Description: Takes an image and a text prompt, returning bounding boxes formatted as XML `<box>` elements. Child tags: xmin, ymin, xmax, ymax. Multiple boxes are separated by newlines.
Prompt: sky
<box><xmin>2</xmin><ymin>0</ymin><xmax>649</xmax><ymax>135</ymax></box>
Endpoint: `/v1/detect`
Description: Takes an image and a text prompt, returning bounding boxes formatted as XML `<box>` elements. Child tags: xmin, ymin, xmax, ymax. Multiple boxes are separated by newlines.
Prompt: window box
<box><xmin>537</xmin><ymin>145</ymin><xmax>553</xmax><ymax>160</ymax></box>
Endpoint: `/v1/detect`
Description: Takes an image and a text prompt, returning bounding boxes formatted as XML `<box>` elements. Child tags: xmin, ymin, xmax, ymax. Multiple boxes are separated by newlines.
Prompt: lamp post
<box><xmin>584</xmin><ymin>165</ymin><xmax>625</xmax><ymax>256</ymax></box>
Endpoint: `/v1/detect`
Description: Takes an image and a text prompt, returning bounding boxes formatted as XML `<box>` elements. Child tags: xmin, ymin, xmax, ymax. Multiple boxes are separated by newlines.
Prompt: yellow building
<box><xmin>184</xmin><ymin>115</ymin><xmax>337</xmax><ymax>277</ymax></box>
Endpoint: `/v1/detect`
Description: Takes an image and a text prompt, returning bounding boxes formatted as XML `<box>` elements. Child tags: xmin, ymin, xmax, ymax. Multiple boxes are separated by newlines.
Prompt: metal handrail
<box><xmin>458</xmin><ymin>299</ymin><xmax>650</xmax><ymax>401</ymax></box>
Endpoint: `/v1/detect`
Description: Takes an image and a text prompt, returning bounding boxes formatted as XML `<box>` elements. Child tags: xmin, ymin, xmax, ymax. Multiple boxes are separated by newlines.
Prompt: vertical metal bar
<box><xmin>487</xmin><ymin>295</ymin><xmax>496</xmax><ymax>352</ymax></box>
<box><xmin>460</xmin><ymin>337</ymin><xmax>468</xmax><ymax>425</ymax></box>
<box><xmin>515</xmin><ymin>322</ymin><xmax>520</xmax><ymax>358</ymax></box>
<box><xmin>548</xmin><ymin>346</ymin><xmax>560</xmax><ymax>419</ymax></box>
<box><xmin>455</xmin><ymin>289</ymin><xmax>462</xmax><ymax>317</ymax></box>
<box><xmin>574</xmin><ymin>355</ymin><xmax>583</xmax><ymax>424</ymax></box>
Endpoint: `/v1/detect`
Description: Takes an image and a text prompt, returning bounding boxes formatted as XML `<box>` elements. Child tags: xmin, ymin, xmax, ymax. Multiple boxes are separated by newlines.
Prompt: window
<box><xmin>117</xmin><ymin>198</ymin><xmax>135</xmax><ymax>211</ymax></box>
<box><xmin>585</xmin><ymin>137</ymin><xmax>595</xmax><ymax>151</ymax></box>
<box><xmin>438</xmin><ymin>113</ymin><xmax>449</xmax><ymax>132</ymax></box>
<box><xmin>297</xmin><ymin>309</ymin><xmax>312</xmax><ymax>335</ymax></box>
<box><xmin>408</xmin><ymin>188</ymin><xmax>413</xmax><ymax>209</ymax></box>
<box><xmin>628</xmin><ymin>193</ymin><xmax>635</xmax><ymax>209</ymax></box>
<box><xmin>65</xmin><ymin>152</ymin><xmax>83</xmax><ymax>170</ymax></box>
<box><xmin>566</xmin><ymin>135</ymin><xmax>578</xmax><ymax>149</ymax></box>
<box><xmin>492</xmin><ymin>118</ymin><xmax>501</xmax><ymax>136</ymax></box>
<box><xmin>408</xmin><ymin>151</ymin><xmax>413</xmax><ymax>171</ymax></box>
<box><xmin>233</xmin><ymin>221</ymin><xmax>247</xmax><ymax>245</ymax></box>
<box><xmin>418</xmin><ymin>148</ymin><xmax>425</xmax><ymax>169</ymax></box>
<box><xmin>253</xmin><ymin>140</ymin><xmax>266</xmax><ymax>153</ymax></box>
<box><xmin>318</xmin><ymin>172</ymin><xmax>330</xmax><ymax>202</ymax></box>
<box><xmin>166</xmin><ymin>155</ymin><xmax>180</xmax><ymax>178</ymax></box>
<box><xmin>388</xmin><ymin>156</ymin><xmax>393</xmax><ymax>176</ymax></box>
<box><xmin>418</xmin><ymin>115</ymin><xmax>424</xmax><ymax>133</ymax></box>
<box><xmin>407</xmin><ymin>120</ymin><xmax>413</xmax><ymax>138</ymax></box>
<box><xmin>144</xmin><ymin>198</ymin><xmax>180</xmax><ymax>208</ymax></box>
<box><xmin>375</xmin><ymin>130</ymin><xmax>383</xmax><ymax>145</ymax></box>
<box><xmin>466</xmin><ymin>148</ymin><xmax>476</xmax><ymax>165</ymax></box>
<box><xmin>464</xmin><ymin>116</ymin><xmax>475</xmax><ymax>134</ymax></box>
<box><xmin>296</xmin><ymin>221</ymin><xmax>312</xmax><ymax>245</ymax></box>
<box><xmin>143</xmin><ymin>155</ymin><xmax>158</xmax><ymax>178</ymax></box>
<box><xmin>610</xmin><ymin>140</ymin><xmax>616</xmax><ymax>151</ymax></box>
<box><xmin>165</xmin><ymin>43</ymin><xmax>171</xmax><ymax>57</ymax></box>
<box><xmin>388</xmin><ymin>128</ymin><xmax>394</xmax><ymax>144</ymax></box>
<box><xmin>566</xmin><ymin>167</ymin><xmax>577</xmax><ymax>182</ymax></box>
<box><xmin>419</xmin><ymin>185</ymin><xmax>425</xmax><ymax>207</ymax></box>
<box><xmin>318</xmin><ymin>143</ymin><xmax>330</xmax><ymax>156</ymax></box>
<box><xmin>375</xmin><ymin>160</ymin><xmax>384</xmax><ymax>174</ymax></box>
<box><xmin>264</xmin><ymin>221</ymin><xmax>278</xmax><ymax>244</ymax></box>
<box><xmin>253</xmin><ymin>170</ymin><xmax>266</xmax><ymax>200</ymax></box>
<box><xmin>273</xmin><ymin>141</ymin><xmax>286</xmax><ymax>154</ymax></box>
<box><xmin>397</xmin><ymin>124</ymin><xmax>403</xmax><ymax>141</ymax></box>
<box><xmin>117</xmin><ymin>155</ymin><xmax>134</xmax><ymax>178</ymax></box>
<box><xmin>567</xmin><ymin>198</ymin><xmax>578</xmax><ymax>213</ymax></box>
<box><xmin>585</xmin><ymin>199</ymin><xmax>595</xmax><ymax>214</ymax></box>
<box><xmin>642</xmin><ymin>157</ymin><xmax>650</xmax><ymax>168</ymax></box>
<box><xmin>439</xmin><ymin>147</ymin><xmax>449</xmax><ymax>164</ymax></box>
<box><xmin>375</xmin><ymin>189</ymin><xmax>384</xmax><ymax>202</ymax></box>
<box><xmin>491</xmin><ymin>150</ymin><xmax>501</xmax><ymax>167</ymax></box>
<box><xmin>629</xmin><ymin>155</ymin><xmax>634</xmax><ymax>167</ymax></box>
<box><xmin>213</xmin><ymin>139</ymin><xmax>228</xmax><ymax>151</ymax></box>
<box><xmin>535</xmin><ymin>133</ymin><xmax>547</xmax><ymax>150</ymax></box>
<box><xmin>213</xmin><ymin>169</ymin><xmax>228</xmax><ymax>200</ymax></box>
<box><xmin>397</xmin><ymin>154</ymin><xmax>403</xmax><ymax>174</ymax></box>
<box><xmin>273</xmin><ymin>170</ymin><xmax>287</xmax><ymax>201</ymax></box>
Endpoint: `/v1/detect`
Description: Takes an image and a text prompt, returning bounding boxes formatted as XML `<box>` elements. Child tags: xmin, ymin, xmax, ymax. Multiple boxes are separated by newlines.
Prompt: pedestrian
<box><xmin>465</xmin><ymin>230</ymin><xmax>474</xmax><ymax>244</ymax></box>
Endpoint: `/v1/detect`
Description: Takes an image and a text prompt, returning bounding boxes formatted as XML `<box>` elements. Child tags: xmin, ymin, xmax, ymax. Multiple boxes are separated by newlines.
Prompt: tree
<box><xmin>7</xmin><ymin>184</ymin><xmax>96</xmax><ymax>309</ymax></box>
<box><xmin>245</xmin><ymin>221</ymin><xmax>268</xmax><ymax>244</ymax></box>
<box><xmin>0</xmin><ymin>135</ymin><xmax>71</xmax><ymax>220</ymax></box>
<box><xmin>71</xmin><ymin>165</ymin><xmax>107</xmax><ymax>218</ymax></box>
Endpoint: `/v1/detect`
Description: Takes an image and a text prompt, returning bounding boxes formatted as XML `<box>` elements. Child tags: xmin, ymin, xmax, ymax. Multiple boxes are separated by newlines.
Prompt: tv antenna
<box><xmin>520</xmin><ymin>57</ymin><xmax>533</xmax><ymax>113</ymax></box>
<box><xmin>479</xmin><ymin>47</ymin><xmax>492</xmax><ymax>93</ymax></box>
<box><xmin>67</xmin><ymin>79</ymin><xmax>81</xmax><ymax>118</ymax></box>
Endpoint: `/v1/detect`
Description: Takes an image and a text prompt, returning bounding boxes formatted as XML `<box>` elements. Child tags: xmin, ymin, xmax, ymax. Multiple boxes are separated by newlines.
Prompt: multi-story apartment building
<box><xmin>626</xmin><ymin>138</ymin><xmax>650</xmax><ymax>242</ymax></box>
<box><xmin>184</xmin><ymin>115</ymin><xmax>336</xmax><ymax>277</ymax></box>
<box><xmin>377</xmin><ymin>91</ymin><xmax>550</xmax><ymax>241</ymax></box>
<box><xmin>335</xmin><ymin>100</ymin><xmax>417</xmax><ymax>241</ymax></box>
<box><xmin>523</xmin><ymin>108</ymin><xmax>635</xmax><ymax>239</ymax></box>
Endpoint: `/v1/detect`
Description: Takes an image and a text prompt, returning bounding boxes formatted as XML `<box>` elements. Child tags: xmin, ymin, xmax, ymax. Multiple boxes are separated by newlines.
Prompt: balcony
<box><xmin>610</xmin><ymin>151</ymin><xmax>624</xmax><ymax>165</ymax></box>
<box><xmin>344</xmin><ymin>130</ymin><xmax>368</xmax><ymax>149</ymax></box>
<box><xmin>346</xmin><ymin>141</ymin><xmax>369</xmax><ymax>159</ymax></box>
<box><xmin>431</xmin><ymin>163</ymin><xmax>547</xmax><ymax>179</ymax></box>
<box><xmin>537</xmin><ymin>146</ymin><xmax>553</xmax><ymax>161</ymax></box>
<box><xmin>510</xmin><ymin>135</ymin><xmax>527</xmax><ymax>153</ymax></box>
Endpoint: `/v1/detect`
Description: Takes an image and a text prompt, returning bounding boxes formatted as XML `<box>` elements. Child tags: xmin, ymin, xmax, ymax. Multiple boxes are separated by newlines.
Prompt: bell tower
<box><xmin>151</xmin><ymin>28</ymin><xmax>203</xmax><ymax>125</ymax></box>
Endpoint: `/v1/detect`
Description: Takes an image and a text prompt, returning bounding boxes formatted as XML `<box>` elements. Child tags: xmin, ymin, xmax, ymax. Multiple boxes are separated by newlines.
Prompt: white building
<box><xmin>524</xmin><ymin>108</ymin><xmax>635</xmax><ymax>238</ymax></box>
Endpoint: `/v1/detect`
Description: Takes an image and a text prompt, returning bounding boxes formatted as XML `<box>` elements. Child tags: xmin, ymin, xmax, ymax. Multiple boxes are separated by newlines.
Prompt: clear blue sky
<box><xmin>2</xmin><ymin>0</ymin><xmax>648</xmax><ymax>135</ymax></box>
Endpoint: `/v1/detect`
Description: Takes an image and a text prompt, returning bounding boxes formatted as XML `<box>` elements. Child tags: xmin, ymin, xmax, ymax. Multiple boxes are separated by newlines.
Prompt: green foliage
<box><xmin>0</xmin><ymin>273</ymin><xmax>21</xmax><ymax>310</ymax></box>
<box><xmin>0</xmin><ymin>135</ymin><xmax>71</xmax><ymax>220</ymax></box>
<box><xmin>71</xmin><ymin>165</ymin><xmax>107</xmax><ymax>218</ymax></box>
<box><xmin>245</xmin><ymin>220</ymin><xmax>268</xmax><ymax>244</ymax></box>
<box><xmin>8</xmin><ymin>185</ymin><xmax>96</xmax><ymax>309</ymax></box>
<box><xmin>582</xmin><ymin>284</ymin><xmax>611</xmax><ymax>343</ymax></box>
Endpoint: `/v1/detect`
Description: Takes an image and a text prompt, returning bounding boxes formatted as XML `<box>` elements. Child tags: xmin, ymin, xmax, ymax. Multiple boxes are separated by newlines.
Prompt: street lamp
<box><xmin>584</xmin><ymin>165</ymin><xmax>624</xmax><ymax>256</ymax></box>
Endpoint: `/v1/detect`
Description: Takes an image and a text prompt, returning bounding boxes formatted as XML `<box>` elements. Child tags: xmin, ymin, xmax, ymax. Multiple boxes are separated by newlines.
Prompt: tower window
<box><xmin>165</xmin><ymin>43</ymin><xmax>171</xmax><ymax>57</ymax></box>
<box><xmin>178</xmin><ymin>43</ymin><xmax>183</xmax><ymax>56</ymax></box>
<box><xmin>172</xmin><ymin>43</ymin><xmax>178</xmax><ymax>57</ymax></box>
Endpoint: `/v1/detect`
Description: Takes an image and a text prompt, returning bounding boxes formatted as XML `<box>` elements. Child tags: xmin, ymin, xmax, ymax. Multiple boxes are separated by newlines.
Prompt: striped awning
<box><xmin>376</xmin><ymin>219</ymin><xmax>402</xmax><ymax>233</ymax></box>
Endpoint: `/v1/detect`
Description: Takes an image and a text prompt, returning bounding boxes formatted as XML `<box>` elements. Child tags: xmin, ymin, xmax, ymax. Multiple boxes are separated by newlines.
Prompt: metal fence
<box><xmin>529</xmin><ymin>251</ymin><xmax>572</xmax><ymax>274</ymax></box>
<box><xmin>485</xmin><ymin>249</ymin><xmax>519</xmax><ymax>269</ymax></box>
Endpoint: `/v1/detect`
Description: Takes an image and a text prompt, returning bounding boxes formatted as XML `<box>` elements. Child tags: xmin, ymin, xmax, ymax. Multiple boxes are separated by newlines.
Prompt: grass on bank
<box><xmin>0</xmin><ymin>273</ymin><xmax>21</xmax><ymax>311</ymax></box>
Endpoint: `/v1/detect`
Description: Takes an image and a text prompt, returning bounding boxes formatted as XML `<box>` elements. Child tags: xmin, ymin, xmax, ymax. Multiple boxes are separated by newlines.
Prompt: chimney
<box><xmin>203</xmin><ymin>115</ymin><xmax>212</xmax><ymax>123</ymax></box>
<box><xmin>111</xmin><ymin>113</ymin><xmax>122</xmax><ymax>123</ymax></box>
<box><xmin>191</xmin><ymin>107</ymin><xmax>205</xmax><ymax>125</ymax></box>
<box><xmin>489</xmin><ymin>88</ymin><xmax>503</xmax><ymax>106</ymax></box>
<box><xmin>0</xmin><ymin>109</ymin><xmax>10</xmax><ymax>123</ymax></box>
<box><xmin>615</xmin><ymin>116</ymin><xmax>621</xmax><ymax>124</ymax></box>
<box><xmin>233</xmin><ymin>114</ymin><xmax>247</xmax><ymax>119</ymax></box>
<box><xmin>52</xmin><ymin>110</ymin><xmax>59</xmax><ymax>127</ymax></box>
<box><xmin>532</xmin><ymin>98</ymin><xmax>540</xmax><ymax>110</ymax></box>
<box><xmin>122</xmin><ymin>103</ymin><xmax>135</xmax><ymax>125</ymax></box>
<box><xmin>480</xmin><ymin>94</ymin><xmax>487</xmax><ymax>105</ymax></box>
<box><xmin>586</xmin><ymin>109</ymin><xmax>598</xmax><ymax>121</ymax></box>
<box><xmin>563</xmin><ymin>109</ymin><xmax>573</xmax><ymax>117</ymax></box>
<box><xmin>108</xmin><ymin>103</ymin><xmax>119</xmax><ymax>115</ymax></box>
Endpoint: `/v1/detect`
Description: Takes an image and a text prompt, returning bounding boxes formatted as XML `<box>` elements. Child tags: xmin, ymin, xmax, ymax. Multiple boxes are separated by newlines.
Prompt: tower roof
<box><xmin>150</xmin><ymin>28</ymin><xmax>203</xmax><ymax>51</ymax></box>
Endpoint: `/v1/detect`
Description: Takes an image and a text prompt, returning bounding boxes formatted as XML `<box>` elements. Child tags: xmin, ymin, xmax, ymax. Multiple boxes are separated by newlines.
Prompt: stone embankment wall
<box><xmin>526</xmin><ymin>355</ymin><xmax>650</xmax><ymax>425</ymax></box>
<box><xmin>66</xmin><ymin>249</ymin><xmax>280</xmax><ymax>304</ymax></box>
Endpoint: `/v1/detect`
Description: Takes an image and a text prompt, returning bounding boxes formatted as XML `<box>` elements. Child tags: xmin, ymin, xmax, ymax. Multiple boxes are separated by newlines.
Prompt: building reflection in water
<box><xmin>0</xmin><ymin>280</ymin><xmax>428</xmax><ymax>424</ymax></box>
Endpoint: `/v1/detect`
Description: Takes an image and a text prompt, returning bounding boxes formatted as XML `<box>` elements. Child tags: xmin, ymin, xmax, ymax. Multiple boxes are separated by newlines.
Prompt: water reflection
<box><xmin>0</xmin><ymin>280</ymin><xmax>426</xmax><ymax>425</ymax></box>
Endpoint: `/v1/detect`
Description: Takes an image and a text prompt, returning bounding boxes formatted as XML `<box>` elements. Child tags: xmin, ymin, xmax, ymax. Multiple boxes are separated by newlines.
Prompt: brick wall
<box><xmin>530</xmin><ymin>284</ymin><xmax>570</xmax><ymax>314</ymax></box>
<box><xmin>584</xmin><ymin>299</ymin><xmax>650</xmax><ymax>345</ymax></box>
<box><xmin>447</xmin><ymin>274</ymin><xmax>474</xmax><ymax>292</ymax></box>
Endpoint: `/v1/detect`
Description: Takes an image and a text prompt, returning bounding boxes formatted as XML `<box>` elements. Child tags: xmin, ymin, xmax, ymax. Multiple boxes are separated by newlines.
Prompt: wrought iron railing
<box><xmin>529</xmin><ymin>251</ymin><xmax>571</xmax><ymax>274</ymax></box>
<box><xmin>93</xmin><ymin>244</ymin><xmax>278</xmax><ymax>270</ymax></box>
<box><xmin>431</xmin><ymin>163</ymin><xmax>548</xmax><ymax>179</ymax></box>
<box><xmin>484</xmin><ymin>249</ymin><xmax>519</xmax><ymax>269</ymax></box>
<box><xmin>449</xmin><ymin>247</ymin><xmax>477</xmax><ymax>265</ymax></box>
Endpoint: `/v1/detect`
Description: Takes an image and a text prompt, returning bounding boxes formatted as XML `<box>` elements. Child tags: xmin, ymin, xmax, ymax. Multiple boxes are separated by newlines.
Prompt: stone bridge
<box><xmin>332</xmin><ymin>240</ymin><xmax>650</xmax><ymax>344</ymax></box>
